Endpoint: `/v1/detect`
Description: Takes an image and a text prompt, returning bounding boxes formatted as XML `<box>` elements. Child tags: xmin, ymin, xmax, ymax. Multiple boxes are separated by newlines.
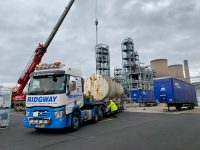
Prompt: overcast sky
<box><xmin>0</xmin><ymin>0</ymin><xmax>199</xmax><ymax>83</ymax></box>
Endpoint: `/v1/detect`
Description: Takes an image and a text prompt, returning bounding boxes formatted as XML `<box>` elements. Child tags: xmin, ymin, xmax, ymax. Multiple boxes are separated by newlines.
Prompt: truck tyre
<box><xmin>176</xmin><ymin>105</ymin><xmax>181</xmax><ymax>111</ymax></box>
<box><xmin>189</xmin><ymin>104</ymin><xmax>194</xmax><ymax>109</ymax></box>
<box><xmin>118</xmin><ymin>107</ymin><xmax>121</xmax><ymax>113</ymax></box>
<box><xmin>167</xmin><ymin>104</ymin><xmax>170</xmax><ymax>111</ymax></box>
<box><xmin>71</xmin><ymin>111</ymin><xmax>81</xmax><ymax>131</ymax></box>
<box><xmin>98</xmin><ymin>109</ymin><xmax>104</xmax><ymax>121</ymax></box>
<box><xmin>119</xmin><ymin>106</ymin><xmax>123</xmax><ymax>113</ymax></box>
<box><xmin>191</xmin><ymin>104</ymin><xmax>194</xmax><ymax>109</ymax></box>
<box><xmin>188</xmin><ymin>105</ymin><xmax>192</xmax><ymax>110</ymax></box>
<box><xmin>92</xmin><ymin>110</ymin><xmax>99</xmax><ymax>123</ymax></box>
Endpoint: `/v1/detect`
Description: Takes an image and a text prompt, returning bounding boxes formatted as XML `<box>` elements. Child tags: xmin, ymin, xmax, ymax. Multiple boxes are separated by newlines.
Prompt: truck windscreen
<box><xmin>28</xmin><ymin>75</ymin><xmax>66</xmax><ymax>95</ymax></box>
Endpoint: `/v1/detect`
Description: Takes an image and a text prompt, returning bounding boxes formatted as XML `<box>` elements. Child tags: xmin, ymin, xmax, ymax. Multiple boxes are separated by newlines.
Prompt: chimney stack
<box><xmin>184</xmin><ymin>60</ymin><xmax>190</xmax><ymax>83</ymax></box>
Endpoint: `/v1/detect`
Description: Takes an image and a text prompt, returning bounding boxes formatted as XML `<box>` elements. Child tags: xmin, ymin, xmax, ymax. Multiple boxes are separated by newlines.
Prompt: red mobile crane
<box><xmin>12</xmin><ymin>0</ymin><xmax>75</xmax><ymax>110</ymax></box>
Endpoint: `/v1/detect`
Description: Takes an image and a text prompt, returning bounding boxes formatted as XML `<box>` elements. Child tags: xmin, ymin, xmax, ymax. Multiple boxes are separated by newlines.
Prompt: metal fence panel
<box><xmin>0</xmin><ymin>89</ymin><xmax>11</xmax><ymax>128</ymax></box>
<box><xmin>0</xmin><ymin>90</ymin><xmax>11</xmax><ymax>108</ymax></box>
<box><xmin>0</xmin><ymin>109</ymin><xmax>10</xmax><ymax>127</ymax></box>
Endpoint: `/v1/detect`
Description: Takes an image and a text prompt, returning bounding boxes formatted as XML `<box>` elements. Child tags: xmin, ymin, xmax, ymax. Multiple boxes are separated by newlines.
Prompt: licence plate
<box><xmin>33</xmin><ymin>112</ymin><xmax>38</xmax><ymax>117</ymax></box>
<box><xmin>36</xmin><ymin>124</ymin><xmax>45</xmax><ymax>128</ymax></box>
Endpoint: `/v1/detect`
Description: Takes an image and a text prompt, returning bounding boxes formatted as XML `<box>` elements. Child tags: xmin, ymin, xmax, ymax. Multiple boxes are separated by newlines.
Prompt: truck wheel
<box><xmin>189</xmin><ymin>104</ymin><xmax>194</xmax><ymax>109</ymax></box>
<box><xmin>188</xmin><ymin>105</ymin><xmax>192</xmax><ymax>110</ymax></box>
<box><xmin>118</xmin><ymin>107</ymin><xmax>121</xmax><ymax>113</ymax></box>
<box><xmin>98</xmin><ymin>109</ymin><xmax>104</xmax><ymax>121</ymax></box>
<box><xmin>71</xmin><ymin>111</ymin><xmax>81</xmax><ymax>131</ymax></box>
<box><xmin>167</xmin><ymin>104</ymin><xmax>170</xmax><ymax>111</ymax></box>
<box><xmin>119</xmin><ymin>106</ymin><xmax>123</xmax><ymax>113</ymax></box>
<box><xmin>92</xmin><ymin>111</ymin><xmax>99</xmax><ymax>123</ymax></box>
<box><xmin>192</xmin><ymin>104</ymin><xmax>194</xmax><ymax>109</ymax></box>
<box><xmin>176</xmin><ymin>105</ymin><xmax>181</xmax><ymax>111</ymax></box>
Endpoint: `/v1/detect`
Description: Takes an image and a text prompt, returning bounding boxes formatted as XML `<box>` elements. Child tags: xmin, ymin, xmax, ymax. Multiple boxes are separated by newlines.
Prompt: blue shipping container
<box><xmin>130</xmin><ymin>89</ymin><xmax>141</xmax><ymax>103</ymax></box>
<box><xmin>154</xmin><ymin>77</ymin><xmax>197</xmax><ymax>109</ymax></box>
<box><xmin>130</xmin><ymin>89</ymin><xmax>156</xmax><ymax>104</ymax></box>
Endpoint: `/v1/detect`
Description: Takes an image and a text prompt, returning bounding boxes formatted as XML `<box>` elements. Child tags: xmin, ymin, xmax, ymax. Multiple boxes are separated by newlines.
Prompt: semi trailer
<box><xmin>130</xmin><ymin>89</ymin><xmax>157</xmax><ymax>106</ymax></box>
<box><xmin>23</xmin><ymin>62</ymin><xmax>124</xmax><ymax>130</ymax></box>
<box><xmin>154</xmin><ymin>77</ymin><xmax>197</xmax><ymax>110</ymax></box>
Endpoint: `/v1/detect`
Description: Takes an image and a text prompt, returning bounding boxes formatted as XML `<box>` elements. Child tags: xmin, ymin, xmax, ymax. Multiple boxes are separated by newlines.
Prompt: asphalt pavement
<box><xmin>0</xmin><ymin>111</ymin><xmax>200</xmax><ymax>150</ymax></box>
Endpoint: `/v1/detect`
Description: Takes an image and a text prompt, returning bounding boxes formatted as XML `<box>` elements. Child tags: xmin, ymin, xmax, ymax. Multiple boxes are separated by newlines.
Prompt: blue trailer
<box><xmin>130</xmin><ymin>89</ymin><xmax>157</xmax><ymax>106</ymax></box>
<box><xmin>154</xmin><ymin>77</ymin><xmax>197</xmax><ymax>110</ymax></box>
<box><xmin>130</xmin><ymin>89</ymin><xmax>141</xmax><ymax>103</ymax></box>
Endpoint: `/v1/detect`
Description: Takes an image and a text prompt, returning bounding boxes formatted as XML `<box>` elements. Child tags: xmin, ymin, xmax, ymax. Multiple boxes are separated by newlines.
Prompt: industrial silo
<box><xmin>150</xmin><ymin>59</ymin><xmax>169</xmax><ymax>77</ymax></box>
<box><xmin>168</xmin><ymin>64</ymin><xmax>184</xmax><ymax>79</ymax></box>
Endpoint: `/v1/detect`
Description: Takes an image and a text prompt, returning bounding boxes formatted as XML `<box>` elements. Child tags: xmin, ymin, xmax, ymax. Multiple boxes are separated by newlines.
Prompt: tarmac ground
<box><xmin>125</xmin><ymin>103</ymin><xmax>200</xmax><ymax>114</ymax></box>
<box><xmin>1</xmin><ymin>105</ymin><xmax>200</xmax><ymax>150</ymax></box>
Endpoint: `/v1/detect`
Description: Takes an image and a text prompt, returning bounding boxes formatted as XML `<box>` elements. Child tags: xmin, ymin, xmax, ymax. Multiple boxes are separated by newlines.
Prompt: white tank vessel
<box><xmin>84</xmin><ymin>75</ymin><xmax>124</xmax><ymax>101</ymax></box>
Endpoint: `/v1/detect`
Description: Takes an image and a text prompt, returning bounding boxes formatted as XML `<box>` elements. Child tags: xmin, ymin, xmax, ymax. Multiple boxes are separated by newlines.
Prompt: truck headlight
<box><xmin>34</xmin><ymin>120</ymin><xmax>39</xmax><ymax>124</ymax></box>
<box><xmin>26</xmin><ymin>111</ymin><xmax>30</xmax><ymax>117</ymax></box>
<box><xmin>29</xmin><ymin>119</ymin><xmax>34</xmax><ymax>124</ymax></box>
<box><xmin>54</xmin><ymin>110</ymin><xmax>65</xmax><ymax>118</ymax></box>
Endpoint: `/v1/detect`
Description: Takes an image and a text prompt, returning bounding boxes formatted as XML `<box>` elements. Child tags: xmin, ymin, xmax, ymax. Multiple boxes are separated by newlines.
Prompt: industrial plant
<box><xmin>1</xmin><ymin>0</ymin><xmax>200</xmax><ymax>150</ymax></box>
<box><xmin>95</xmin><ymin>43</ymin><xmax>110</xmax><ymax>77</ymax></box>
<box><xmin>150</xmin><ymin>59</ymin><xmax>191</xmax><ymax>83</ymax></box>
<box><xmin>94</xmin><ymin>34</ymin><xmax>197</xmax><ymax>105</ymax></box>
<box><xmin>113</xmin><ymin>38</ymin><xmax>155</xmax><ymax>97</ymax></box>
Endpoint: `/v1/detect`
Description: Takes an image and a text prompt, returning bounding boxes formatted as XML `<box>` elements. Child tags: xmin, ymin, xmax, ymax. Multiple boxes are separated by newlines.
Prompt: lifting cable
<box><xmin>95</xmin><ymin>0</ymin><xmax>98</xmax><ymax>19</ymax></box>
<box><xmin>95</xmin><ymin>0</ymin><xmax>98</xmax><ymax>45</ymax></box>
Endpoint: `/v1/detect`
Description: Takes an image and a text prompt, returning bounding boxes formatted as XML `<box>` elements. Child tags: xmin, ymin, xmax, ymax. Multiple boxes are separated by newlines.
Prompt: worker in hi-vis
<box><xmin>107</xmin><ymin>99</ymin><xmax>118</xmax><ymax>117</ymax></box>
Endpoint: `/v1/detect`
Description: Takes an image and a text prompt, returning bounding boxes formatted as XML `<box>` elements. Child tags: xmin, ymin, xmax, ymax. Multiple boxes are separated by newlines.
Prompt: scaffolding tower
<box><xmin>121</xmin><ymin>37</ymin><xmax>155</xmax><ymax>95</ymax></box>
<box><xmin>114</xmin><ymin>67</ymin><xmax>123</xmax><ymax>84</ymax></box>
<box><xmin>122</xmin><ymin>38</ymin><xmax>139</xmax><ymax>90</ymax></box>
<box><xmin>96</xmin><ymin>43</ymin><xmax>110</xmax><ymax>77</ymax></box>
<box><xmin>129</xmin><ymin>66</ymin><xmax>155</xmax><ymax>89</ymax></box>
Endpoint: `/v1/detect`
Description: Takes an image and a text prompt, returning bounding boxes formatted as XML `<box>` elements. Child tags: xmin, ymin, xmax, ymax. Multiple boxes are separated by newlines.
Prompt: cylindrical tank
<box><xmin>84</xmin><ymin>75</ymin><xmax>124</xmax><ymax>101</ymax></box>
<box><xmin>150</xmin><ymin>59</ymin><xmax>169</xmax><ymax>77</ymax></box>
<box><xmin>168</xmin><ymin>64</ymin><xmax>184</xmax><ymax>79</ymax></box>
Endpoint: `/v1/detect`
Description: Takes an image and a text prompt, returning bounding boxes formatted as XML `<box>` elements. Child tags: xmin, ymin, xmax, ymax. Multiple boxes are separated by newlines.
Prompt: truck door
<box><xmin>65</xmin><ymin>75</ymin><xmax>84</xmax><ymax>114</ymax></box>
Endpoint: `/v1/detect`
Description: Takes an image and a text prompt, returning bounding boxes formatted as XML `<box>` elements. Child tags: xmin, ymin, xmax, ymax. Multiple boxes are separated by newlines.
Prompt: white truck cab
<box><xmin>24</xmin><ymin>62</ymin><xmax>91</xmax><ymax>130</ymax></box>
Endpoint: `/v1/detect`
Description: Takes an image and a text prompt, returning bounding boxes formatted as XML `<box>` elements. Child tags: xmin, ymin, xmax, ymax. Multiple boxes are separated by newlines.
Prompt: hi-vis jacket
<box><xmin>107</xmin><ymin>100</ymin><xmax>118</xmax><ymax>112</ymax></box>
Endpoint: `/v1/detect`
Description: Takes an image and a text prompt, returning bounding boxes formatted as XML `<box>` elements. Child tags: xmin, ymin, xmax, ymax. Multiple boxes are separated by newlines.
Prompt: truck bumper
<box><xmin>23</xmin><ymin>107</ymin><xmax>72</xmax><ymax>129</ymax></box>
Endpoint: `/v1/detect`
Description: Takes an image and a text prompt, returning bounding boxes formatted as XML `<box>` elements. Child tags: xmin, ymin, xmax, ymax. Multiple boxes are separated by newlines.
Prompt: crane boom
<box><xmin>13</xmin><ymin>0</ymin><xmax>75</xmax><ymax>105</ymax></box>
<box><xmin>44</xmin><ymin>0</ymin><xmax>75</xmax><ymax>49</ymax></box>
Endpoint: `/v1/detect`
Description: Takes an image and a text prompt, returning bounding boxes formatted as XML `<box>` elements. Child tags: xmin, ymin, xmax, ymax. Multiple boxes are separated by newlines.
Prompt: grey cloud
<box><xmin>0</xmin><ymin>0</ymin><xmax>199</xmax><ymax>83</ymax></box>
